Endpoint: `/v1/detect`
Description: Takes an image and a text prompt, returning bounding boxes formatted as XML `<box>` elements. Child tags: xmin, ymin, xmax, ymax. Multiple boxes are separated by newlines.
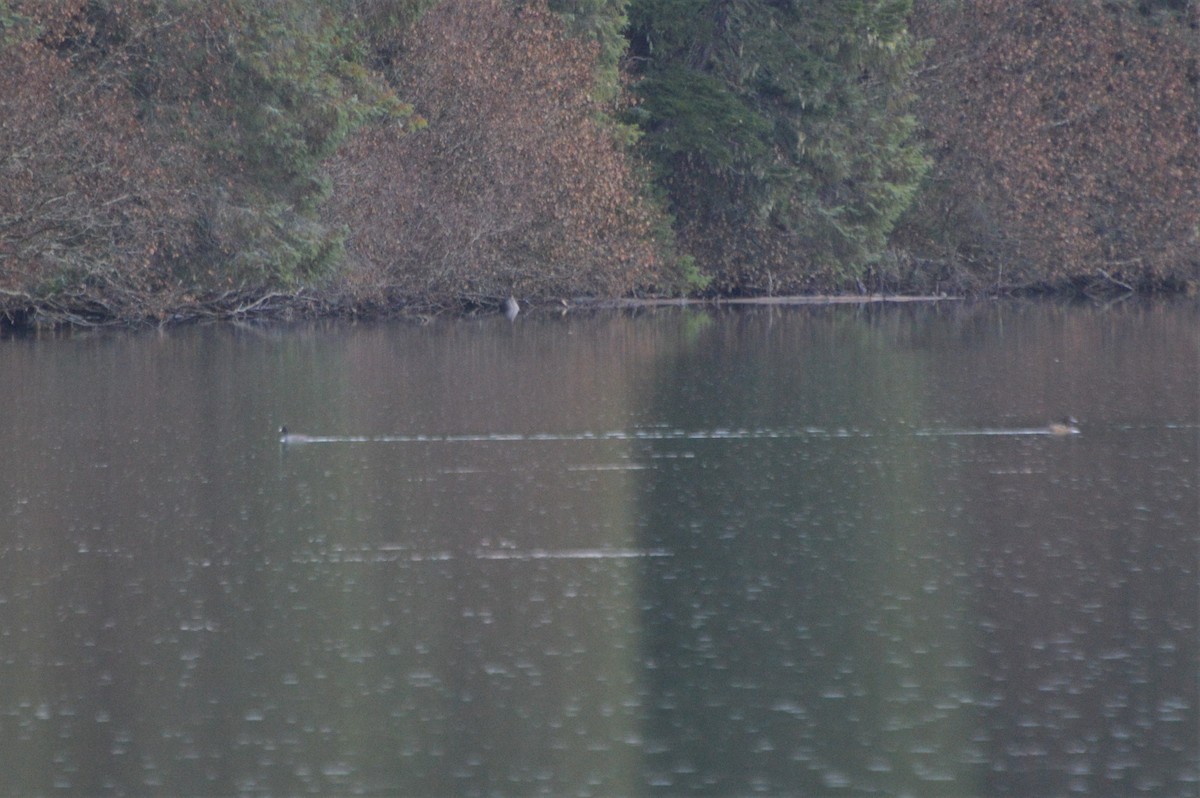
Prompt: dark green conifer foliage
<box><xmin>628</xmin><ymin>0</ymin><xmax>927</xmax><ymax>292</ymax></box>
<box><xmin>194</xmin><ymin>2</ymin><xmax>411</xmax><ymax>285</ymax></box>
<box><xmin>546</xmin><ymin>0</ymin><xmax>630</xmax><ymax>98</ymax></box>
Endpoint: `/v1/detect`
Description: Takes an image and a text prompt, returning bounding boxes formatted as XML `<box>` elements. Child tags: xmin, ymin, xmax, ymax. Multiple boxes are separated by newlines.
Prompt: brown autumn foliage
<box><xmin>900</xmin><ymin>0</ymin><xmax>1200</xmax><ymax>293</ymax></box>
<box><xmin>0</xmin><ymin>2</ymin><xmax>197</xmax><ymax>311</ymax></box>
<box><xmin>0</xmin><ymin>1</ymin><xmax>341</xmax><ymax>323</ymax></box>
<box><xmin>325</xmin><ymin>0</ymin><xmax>663</xmax><ymax>309</ymax></box>
<box><xmin>4</xmin><ymin>0</ymin><xmax>1196</xmax><ymax>328</ymax></box>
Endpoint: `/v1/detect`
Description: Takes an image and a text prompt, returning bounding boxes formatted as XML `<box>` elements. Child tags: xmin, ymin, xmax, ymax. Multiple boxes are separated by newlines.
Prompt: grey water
<box><xmin>1</xmin><ymin>300</ymin><xmax>1196</xmax><ymax>797</ymax></box>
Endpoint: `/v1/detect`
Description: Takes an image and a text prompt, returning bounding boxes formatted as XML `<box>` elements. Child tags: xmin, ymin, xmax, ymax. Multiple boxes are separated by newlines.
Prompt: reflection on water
<box><xmin>1</xmin><ymin>301</ymin><xmax>1196</xmax><ymax>796</ymax></box>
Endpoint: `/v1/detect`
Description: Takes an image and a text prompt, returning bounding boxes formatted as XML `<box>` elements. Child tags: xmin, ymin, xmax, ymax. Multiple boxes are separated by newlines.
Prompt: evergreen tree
<box><xmin>0</xmin><ymin>0</ymin><xmax>409</xmax><ymax>296</ymax></box>
<box><xmin>546</xmin><ymin>0</ymin><xmax>630</xmax><ymax>99</ymax></box>
<box><xmin>169</xmin><ymin>0</ymin><xmax>411</xmax><ymax>285</ymax></box>
<box><xmin>627</xmin><ymin>0</ymin><xmax>927</xmax><ymax>292</ymax></box>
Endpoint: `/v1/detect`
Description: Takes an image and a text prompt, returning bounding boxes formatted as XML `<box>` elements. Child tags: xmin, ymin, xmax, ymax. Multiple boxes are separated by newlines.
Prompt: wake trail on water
<box><xmin>279</xmin><ymin>421</ymin><xmax>1196</xmax><ymax>445</ymax></box>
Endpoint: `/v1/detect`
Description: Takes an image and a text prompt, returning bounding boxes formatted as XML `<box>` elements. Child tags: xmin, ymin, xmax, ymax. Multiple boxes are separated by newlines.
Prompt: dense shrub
<box><xmin>0</xmin><ymin>1</ymin><xmax>191</xmax><ymax>311</ymax></box>
<box><xmin>0</xmin><ymin>0</ymin><xmax>407</xmax><ymax>320</ymax></box>
<box><xmin>899</xmin><ymin>0</ymin><xmax>1200</xmax><ymax>293</ymax></box>
<box><xmin>325</xmin><ymin>0</ymin><xmax>663</xmax><ymax>308</ymax></box>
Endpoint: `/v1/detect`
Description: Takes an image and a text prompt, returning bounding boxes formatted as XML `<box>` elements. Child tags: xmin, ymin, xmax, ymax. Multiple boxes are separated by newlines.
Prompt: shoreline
<box><xmin>1</xmin><ymin>284</ymin><xmax>1186</xmax><ymax>333</ymax></box>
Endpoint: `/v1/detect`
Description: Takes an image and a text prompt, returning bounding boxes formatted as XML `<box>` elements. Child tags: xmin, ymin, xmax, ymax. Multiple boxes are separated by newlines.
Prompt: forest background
<box><xmin>0</xmin><ymin>0</ymin><xmax>1196</xmax><ymax>325</ymax></box>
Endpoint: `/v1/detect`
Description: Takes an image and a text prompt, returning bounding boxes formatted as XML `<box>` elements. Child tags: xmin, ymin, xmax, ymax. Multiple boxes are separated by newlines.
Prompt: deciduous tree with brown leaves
<box><xmin>1</xmin><ymin>0</ymin><xmax>407</xmax><ymax>323</ymax></box>
<box><xmin>325</xmin><ymin>0</ymin><xmax>664</xmax><ymax>309</ymax></box>
<box><xmin>900</xmin><ymin>0</ymin><xmax>1200</xmax><ymax>293</ymax></box>
<box><xmin>0</xmin><ymin>1</ymin><xmax>196</xmax><ymax>317</ymax></box>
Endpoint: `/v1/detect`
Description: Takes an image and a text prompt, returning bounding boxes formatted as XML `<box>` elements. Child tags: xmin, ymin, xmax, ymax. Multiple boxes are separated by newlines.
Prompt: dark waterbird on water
<box><xmin>279</xmin><ymin>426</ymin><xmax>314</xmax><ymax>444</ymax></box>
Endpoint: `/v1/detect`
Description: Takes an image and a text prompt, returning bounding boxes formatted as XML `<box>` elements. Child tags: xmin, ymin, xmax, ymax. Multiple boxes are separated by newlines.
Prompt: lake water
<box><xmin>1</xmin><ymin>300</ymin><xmax>1196</xmax><ymax>797</ymax></box>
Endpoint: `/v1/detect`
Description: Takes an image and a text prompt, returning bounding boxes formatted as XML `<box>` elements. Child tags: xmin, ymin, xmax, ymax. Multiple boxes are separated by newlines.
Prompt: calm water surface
<box><xmin>1</xmin><ymin>301</ymin><xmax>1197</xmax><ymax>797</ymax></box>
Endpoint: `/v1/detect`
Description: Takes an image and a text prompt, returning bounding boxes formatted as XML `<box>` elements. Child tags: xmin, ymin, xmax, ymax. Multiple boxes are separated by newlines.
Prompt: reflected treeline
<box><xmin>0</xmin><ymin>314</ymin><xmax>698</xmax><ymax>795</ymax></box>
<box><xmin>0</xmin><ymin>304</ymin><xmax>1194</xmax><ymax>796</ymax></box>
<box><xmin>636</xmin><ymin>307</ymin><xmax>979</xmax><ymax>795</ymax></box>
<box><xmin>634</xmin><ymin>304</ymin><xmax>1197</xmax><ymax>795</ymax></box>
